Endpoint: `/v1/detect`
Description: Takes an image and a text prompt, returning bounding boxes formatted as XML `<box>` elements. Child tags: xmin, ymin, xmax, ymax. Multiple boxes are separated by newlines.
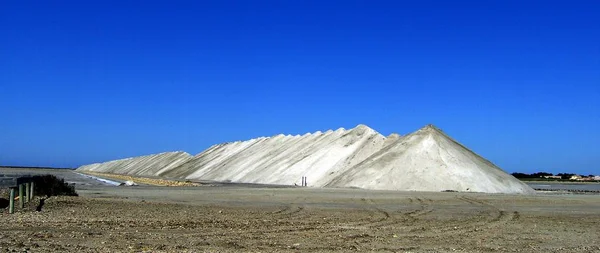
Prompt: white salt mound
<box><xmin>161</xmin><ymin>124</ymin><xmax>387</xmax><ymax>187</ymax></box>
<box><xmin>326</xmin><ymin>125</ymin><xmax>535</xmax><ymax>194</ymax></box>
<box><xmin>76</xmin><ymin>124</ymin><xmax>534</xmax><ymax>194</ymax></box>
<box><xmin>77</xmin><ymin>151</ymin><xmax>192</xmax><ymax>176</ymax></box>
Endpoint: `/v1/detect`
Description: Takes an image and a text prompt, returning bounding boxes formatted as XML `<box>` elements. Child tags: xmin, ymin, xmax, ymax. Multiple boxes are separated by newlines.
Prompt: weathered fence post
<box><xmin>25</xmin><ymin>182</ymin><xmax>31</xmax><ymax>203</ymax></box>
<box><xmin>9</xmin><ymin>187</ymin><xmax>15</xmax><ymax>214</ymax></box>
<box><xmin>30</xmin><ymin>182</ymin><xmax>35</xmax><ymax>201</ymax></box>
<box><xmin>18</xmin><ymin>184</ymin><xmax>24</xmax><ymax>208</ymax></box>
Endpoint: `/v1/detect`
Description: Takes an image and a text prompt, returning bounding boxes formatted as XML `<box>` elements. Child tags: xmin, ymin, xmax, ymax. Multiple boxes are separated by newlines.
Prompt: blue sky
<box><xmin>1</xmin><ymin>1</ymin><xmax>598</xmax><ymax>174</ymax></box>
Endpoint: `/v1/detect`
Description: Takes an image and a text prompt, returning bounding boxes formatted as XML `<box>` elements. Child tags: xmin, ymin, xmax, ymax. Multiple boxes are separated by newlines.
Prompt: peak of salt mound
<box><xmin>348</xmin><ymin>124</ymin><xmax>380</xmax><ymax>136</ymax></box>
<box><xmin>353</xmin><ymin>124</ymin><xmax>374</xmax><ymax>131</ymax></box>
<box><xmin>416</xmin><ymin>124</ymin><xmax>443</xmax><ymax>132</ymax></box>
<box><xmin>271</xmin><ymin>134</ymin><xmax>285</xmax><ymax>139</ymax></box>
<box><xmin>387</xmin><ymin>133</ymin><xmax>401</xmax><ymax>138</ymax></box>
<box><xmin>354</xmin><ymin>124</ymin><xmax>370</xmax><ymax>129</ymax></box>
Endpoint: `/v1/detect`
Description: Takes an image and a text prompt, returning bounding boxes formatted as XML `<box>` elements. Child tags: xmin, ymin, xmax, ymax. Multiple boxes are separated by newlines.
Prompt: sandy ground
<box><xmin>1</xmin><ymin>169</ymin><xmax>600</xmax><ymax>252</ymax></box>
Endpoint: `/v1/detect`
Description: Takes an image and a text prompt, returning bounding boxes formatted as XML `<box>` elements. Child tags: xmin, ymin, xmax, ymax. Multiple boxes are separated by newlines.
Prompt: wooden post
<box><xmin>19</xmin><ymin>184</ymin><xmax>24</xmax><ymax>208</ymax></box>
<box><xmin>9</xmin><ymin>188</ymin><xmax>15</xmax><ymax>214</ymax></box>
<box><xmin>30</xmin><ymin>182</ymin><xmax>35</xmax><ymax>201</ymax></box>
<box><xmin>25</xmin><ymin>182</ymin><xmax>30</xmax><ymax>203</ymax></box>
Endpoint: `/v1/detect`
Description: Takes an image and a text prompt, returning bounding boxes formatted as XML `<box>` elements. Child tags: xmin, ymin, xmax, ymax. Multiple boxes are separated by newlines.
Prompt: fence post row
<box><xmin>9</xmin><ymin>187</ymin><xmax>15</xmax><ymax>214</ymax></box>
<box><xmin>18</xmin><ymin>184</ymin><xmax>24</xmax><ymax>208</ymax></box>
<box><xmin>30</xmin><ymin>182</ymin><xmax>35</xmax><ymax>201</ymax></box>
<box><xmin>25</xmin><ymin>182</ymin><xmax>30</xmax><ymax>203</ymax></box>
<box><xmin>3</xmin><ymin>176</ymin><xmax>35</xmax><ymax>214</ymax></box>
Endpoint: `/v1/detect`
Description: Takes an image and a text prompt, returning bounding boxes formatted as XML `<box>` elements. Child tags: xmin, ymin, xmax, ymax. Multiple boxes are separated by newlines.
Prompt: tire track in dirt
<box><xmin>196</xmin><ymin>210</ymin><xmax>318</xmax><ymax>236</ymax></box>
<box><xmin>270</xmin><ymin>204</ymin><xmax>305</xmax><ymax>217</ymax></box>
<box><xmin>236</xmin><ymin>197</ymin><xmax>319</xmax><ymax>235</ymax></box>
<box><xmin>269</xmin><ymin>197</ymin><xmax>308</xmax><ymax>219</ymax></box>
<box><xmin>257</xmin><ymin>196</ymin><xmax>437</xmax><ymax>235</ymax></box>
<box><xmin>348</xmin><ymin>197</ymin><xmax>434</xmax><ymax>229</ymax></box>
<box><xmin>459</xmin><ymin>196</ymin><xmax>519</xmax><ymax>227</ymax></box>
<box><xmin>402</xmin><ymin>198</ymin><xmax>434</xmax><ymax>221</ymax></box>
<box><xmin>237</xmin><ymin>197</ymin><xmax>390</xmax><ymax>236</ymax></box>
<box><xmin>437</xmin><ymin>195</ymin><xmax>519</xmax><ymax>235</ymax></box>
<box><xmin>373</xmin><ymin>197</ymin><xmax>435</xmax><ymax>229</ymax></box>
<box><xmin>333</xmin><ymin>198</ymin><xmax>391</xmax><ymax>230</ymax></box>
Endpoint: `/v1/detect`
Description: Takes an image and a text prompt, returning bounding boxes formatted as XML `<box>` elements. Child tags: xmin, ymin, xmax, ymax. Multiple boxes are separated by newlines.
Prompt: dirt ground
<box><xmin>1</xmin><ymin>171</ymin><xmax>600</xmax><ymax>252</ymax></box>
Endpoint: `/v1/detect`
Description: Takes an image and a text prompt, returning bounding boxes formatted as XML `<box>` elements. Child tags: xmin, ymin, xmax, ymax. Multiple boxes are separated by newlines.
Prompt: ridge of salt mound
<box><xmin>387</xmin><ymin>133</ymin><xmax>401</xmax><ymax>138</ymax></box>
<box><xmin>382</xmin><ymin>133</ymin><xmax>402</xmax><ymax>146</ymax></box>
<box><xmin>348</xmin><ymin>124</ymin><xmax>380</xmax><ymax>136</ymax></box>
<box><xmin>354</xmin><ymin>124</ymin><xmax>371</xmax><ymax>130</ymax></box>
<box><xmin>76</xmin><ymin>151</ymin><xmax>193</xmax><ymax>177</ymax></box>
<box><xmin>326</xmin><ymin>124</ymin><xmax>534</xmax><ymax>194</ymax></box>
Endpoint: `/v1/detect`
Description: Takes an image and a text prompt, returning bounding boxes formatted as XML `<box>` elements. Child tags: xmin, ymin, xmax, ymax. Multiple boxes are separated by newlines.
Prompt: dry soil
<box><xmin>2</xmin><ymin>179</ymin><xmax>600</xmax><ymax>253</ymax></box>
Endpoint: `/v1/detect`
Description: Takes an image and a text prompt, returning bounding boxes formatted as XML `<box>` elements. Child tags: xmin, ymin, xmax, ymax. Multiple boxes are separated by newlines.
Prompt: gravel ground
<box><xmin>1</xmin><ymin>169</ymin><xmax>599</xmax><ymax>252</ymax></box>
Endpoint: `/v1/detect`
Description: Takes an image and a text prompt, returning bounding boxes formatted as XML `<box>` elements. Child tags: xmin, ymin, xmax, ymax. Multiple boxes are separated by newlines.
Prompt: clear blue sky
<box><xmin>1</xmin><ymin>1</ymin><xmax>598</xmax><ymax>175</ymax></box>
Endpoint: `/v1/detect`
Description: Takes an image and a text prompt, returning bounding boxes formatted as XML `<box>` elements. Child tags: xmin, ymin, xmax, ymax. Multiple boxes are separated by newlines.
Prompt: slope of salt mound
<box><xmin>326</xmin><ymin>125</ymin><xmax>534</xmax><ymax>194</ymax></box>
<box><xmin>161</xmin><ymin>137</ymin><xmax>269</xmax><ymax>178</ymax></box>
<box><xmin>162</xmin><ymin>130</ymin><xmax>314</xmax><ymax>179</ymax></box>
<box><xmin>175</xmin><ymin>128</ymin><xmax>333</xmax><ymax>182</ymax></box>
<box><xmin>76</xmin><ymin>151</ymin><xmax>192</xmax><ymax>177</ymax></box>
<box><xmin>229</xmin><ymin>124</ymin><xmax>386</xmax><ymax>187</ymax></box>
<box><xmin>168</xmin><ymin>125</ymin><xmax>387</xmax><ymax>187</ymax></box>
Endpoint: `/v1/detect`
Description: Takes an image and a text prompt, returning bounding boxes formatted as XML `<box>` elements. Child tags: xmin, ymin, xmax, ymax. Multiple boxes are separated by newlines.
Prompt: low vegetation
<box><xmin>33</xmin><ymin>174</ymin><xmax>78</xmax><ymax>197</ymax></box>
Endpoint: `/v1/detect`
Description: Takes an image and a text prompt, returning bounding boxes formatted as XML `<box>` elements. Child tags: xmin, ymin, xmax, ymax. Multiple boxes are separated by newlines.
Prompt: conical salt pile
<box><xmin>326</xmin><ymin>125</ymin><xmax>534</xmax><ymax>194</ymax></box>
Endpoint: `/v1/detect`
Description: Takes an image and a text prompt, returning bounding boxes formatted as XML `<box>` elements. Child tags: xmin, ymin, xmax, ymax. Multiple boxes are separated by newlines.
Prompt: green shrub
<box><xmin>32</xmin><ymin>175</ymin><xmax>78</xmax><ymax>197</ymax></box>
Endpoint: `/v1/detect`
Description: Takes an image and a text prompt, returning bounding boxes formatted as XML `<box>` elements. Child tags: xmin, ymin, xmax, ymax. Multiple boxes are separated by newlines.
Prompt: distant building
<box><xmin>543</xmin><ymin>175</ymin><xmax>561</xmax><ymax>179</ymax></box>
<box><xmin>573</xmin><ymin>175</ymin><xmax>600</xmax><ymax>181</ymax></box>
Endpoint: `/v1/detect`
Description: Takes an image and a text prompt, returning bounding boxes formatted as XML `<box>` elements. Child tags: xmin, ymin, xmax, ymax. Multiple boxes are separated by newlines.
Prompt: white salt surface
<box><xmin>73</xmin><ymin>172</ymin><xmax>121</xmax><ymax>186</ymax></box>
<box><xmin>76</xmin><ymin>124</ymin><xmax>534</xmax><ymax>194</ymax></box>
<box><xmin>77</xmin><ymin>151</ymin><xmax>192</xmax><ymax>177</ymax></box>
<box><xmin>326</xmin><ymin>125</ymin><xmax>535</xmax><ymax>194</ymax></box>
